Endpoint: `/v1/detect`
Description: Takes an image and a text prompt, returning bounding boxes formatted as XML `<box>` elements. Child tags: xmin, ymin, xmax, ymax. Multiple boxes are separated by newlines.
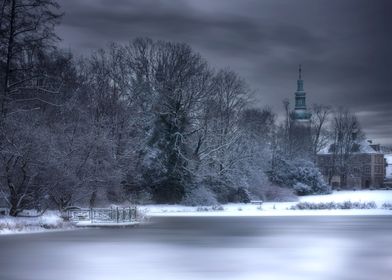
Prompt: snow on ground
<box><xmin>75</xmin><ymin>221</ymin><xmax>140</xmax><ymax>227</ymax></box>
<box><xmin>2</xmin><ymin>190</ymin><xmax>392</xmax><ymax>235</ymax></box>
<box><xmin>298</xmin><ymin>190</ymin><xmax>392</xmax><ymax>204</ymax></box>
<box><xmin>0</xmin><ymin>207</ymin><xmax>146</xmax><ymax>234</ymax></box>
<box><xmin>141</xmin><ymin>190</ymin><xmax>392</xmax><ymax>217</ymax></box>
<box><xmin>0</xmin><ymin>211</ymin><xmax>73</xmax><ymax>235</ymax></box>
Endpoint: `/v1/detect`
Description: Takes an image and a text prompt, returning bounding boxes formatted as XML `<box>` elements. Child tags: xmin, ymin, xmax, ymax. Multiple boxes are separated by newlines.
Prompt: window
<box><xmin>353</xmin><ymin>167</ymin><xmax>361</xmax><ymax>174</ymax></box>
<box><xmin>363</xmin><ymin>165</ymin><xmax>371</xmax><ymax>174</ymax></box>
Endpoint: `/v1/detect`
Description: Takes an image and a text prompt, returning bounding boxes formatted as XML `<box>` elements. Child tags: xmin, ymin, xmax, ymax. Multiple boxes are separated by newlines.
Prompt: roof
<box><xmin>318</xmin><ymin>140</ymin><xmax>383</xmax><ymax>155</ymax></box>
<box><xmin>385</xmin><ymin>154</ymin><xmax>392</xmax><ymax>164</ymax></box>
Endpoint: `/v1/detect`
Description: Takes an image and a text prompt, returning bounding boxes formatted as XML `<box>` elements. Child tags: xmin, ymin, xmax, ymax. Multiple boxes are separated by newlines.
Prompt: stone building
<box><xmin>316</xmin><ymin>140</ymin><xmax>386</xmax><ymax>189</ymax></box>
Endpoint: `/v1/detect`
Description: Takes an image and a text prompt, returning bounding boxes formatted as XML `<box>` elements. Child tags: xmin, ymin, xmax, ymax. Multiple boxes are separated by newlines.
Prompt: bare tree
<box><xmin>329</xmin><ymin>107</ymin><xmax>364</xmax><ymax>186</ymax></box>
<box><xmin>236</xmin><ymin>107</ymin><xmax>276</xmax><ymax>197</ymax></box>
<box><xmin>311</xmin><ymin>104</ymin><xmax>331</xmax><ymax>159</ymax></box>
<box><xmin>0</xmin><ymin>0</ymin><xmax>62</xmax><ymax>117</ymax></box>
<box><xmin>0</xmin><ymin>115</ymin><xmax>46</xmax><ymax>216</ymax></box>
<box><xmin>198</xmin><ymin>69</ymin><xmax>248</xmax><ymax>175</ymax></box>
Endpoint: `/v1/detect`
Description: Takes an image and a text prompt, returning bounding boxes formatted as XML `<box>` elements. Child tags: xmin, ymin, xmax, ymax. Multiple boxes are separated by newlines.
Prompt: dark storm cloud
<box><xmin>57</xmin><ymin>0</ymin><xmax>392</xmax><ymax>144</ymax></box>
<box><xmin>58</xmin><ymin>0</ymin><xmax>323</xmax><ymax>55</ymax></box>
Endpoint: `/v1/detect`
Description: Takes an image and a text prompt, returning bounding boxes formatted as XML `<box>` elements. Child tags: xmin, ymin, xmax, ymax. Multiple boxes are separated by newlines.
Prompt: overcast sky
<box><xmin>57</xmin><ymin>0</ymin><xmax>392</xmax><ymax>144</ymax></box>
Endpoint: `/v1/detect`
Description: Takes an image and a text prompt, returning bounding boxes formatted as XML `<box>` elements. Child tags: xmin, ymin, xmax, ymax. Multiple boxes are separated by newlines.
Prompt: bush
<box><xmin>202</xmin><ymin>177</ymin><xmax>233</xmax><ymax>204</ymax></box>
<box><xmin>150</xmin><ymin>178</ymin><xmax>185</xmax><ymax>204</ymax></box>
<box><xmin>182</xmin><ymin>186</ymin><xmax>218</xmax><ymax>206</ymax></box>
<box><xmin>293</xmin><ymin>182</ymin><xmax>312</xmax><ymax>196</ymax></box>
<box><xmin>0</xmin><ymin>213</ymin><xmax>73</xmax><ymax>234</ymax></box>
<box><xmin>228</xmin><ymin>187</ymin><xmax>251</xmax><ymax>203</ymax></box>
<box><xmin>196</xmin><ymin>205</ymin><xmax>224</xmax><ymax>212</ymax></box>
<box><xmin>382</xmin><ymin>202</ymin><xmax>392</xmax><ymax>210</ymax></box>
<box><xmin>261</xmin><ymin>184</ymin><xmax>298</xmax><ymax>202</ymax></box>
<box><xmin>268</xmin><ymin>156</ymin><xmax>331</xmax><ymax>195</ymax></box>
<box><xmin>289</xmin><ymin>201</ymin><xmax>377</xmax><ymax>210</ymax></box>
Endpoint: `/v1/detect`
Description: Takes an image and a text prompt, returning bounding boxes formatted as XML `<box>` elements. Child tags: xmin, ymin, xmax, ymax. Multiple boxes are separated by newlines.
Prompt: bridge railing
<box><xmin>67</xmin><ymin>207</ymin><xmax>137</xmax><ymax>223</ymax></box>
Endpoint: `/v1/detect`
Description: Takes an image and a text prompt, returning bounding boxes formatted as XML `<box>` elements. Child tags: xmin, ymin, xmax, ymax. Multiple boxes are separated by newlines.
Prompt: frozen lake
<box><xmin>0</xmin><ymin>216</ymin><xmax>391</xmax><ymax>280</ymax></box>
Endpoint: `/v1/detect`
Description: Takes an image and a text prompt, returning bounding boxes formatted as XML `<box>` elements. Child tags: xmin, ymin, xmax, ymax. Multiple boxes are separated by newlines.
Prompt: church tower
<box><xmin>293</xmin><ymin>65</ymin><xmax>311</xmax><ymax>126</ymax></box>
<box><xmin>289</xmin><ymin>65</ymin><xmax>312</xmax><ymax>158</ymax></box>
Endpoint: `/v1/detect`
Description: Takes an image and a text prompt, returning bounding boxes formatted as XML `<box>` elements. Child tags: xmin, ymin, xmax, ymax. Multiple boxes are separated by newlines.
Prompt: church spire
<box><xmin>293</xmin><ymin>64</ymin><xmax>310</xmax><ymax>121</ymax></box>
<box><xmin>297</xmin><ymin>64</ymin><xmax>304</xmax><ymax>92</ymax></box>
<box><xmin>298</xmin><ymin>64</ymin><xmax>302</xmax><ymax>80</ymax></box>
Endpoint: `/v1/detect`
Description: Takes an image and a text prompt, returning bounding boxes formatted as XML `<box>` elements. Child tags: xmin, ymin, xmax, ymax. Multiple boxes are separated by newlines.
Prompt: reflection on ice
<box><xmin>0</xmin><ymin>216</ymin><xmax>391</xmax><ymax>280</ymax></box>
<box><xmin>57</xmin><ymin>237</ymin><xmax>347</xmax><ymax>280</ymax></box>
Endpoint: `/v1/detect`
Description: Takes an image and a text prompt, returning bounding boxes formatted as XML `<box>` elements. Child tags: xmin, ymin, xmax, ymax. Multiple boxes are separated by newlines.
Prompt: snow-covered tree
<box><xmin>268</xmin><ymin>154</ymin><xmax>331</xmax><ymax>195</ymax></box>
<box><xmin>138</xmin><ymin>41</ymin><xmax>211</xmax><ymax>203</ymax></box>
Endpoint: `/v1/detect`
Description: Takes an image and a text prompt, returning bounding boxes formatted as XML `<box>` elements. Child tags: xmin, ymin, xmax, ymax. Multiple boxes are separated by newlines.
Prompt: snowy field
<box><xmin>1</xmin><ymin>190</ymin><xmax>392</xmax><ymax>235</ymax></box>
<box><xmin>141</xmin><ymin>190</ymin><xmax>392</xmax><ymax>217</ymax></box>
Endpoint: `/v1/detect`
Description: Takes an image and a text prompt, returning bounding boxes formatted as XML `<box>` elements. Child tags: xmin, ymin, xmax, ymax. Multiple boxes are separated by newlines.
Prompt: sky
<box><xmin>57</xmin><ymin>0</ymin><xmax>392</xmax><ymax>144</ymax></box>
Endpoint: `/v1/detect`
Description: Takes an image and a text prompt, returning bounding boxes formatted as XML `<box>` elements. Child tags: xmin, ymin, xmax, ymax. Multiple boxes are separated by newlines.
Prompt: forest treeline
<box><xmin>0</xmin><ymin>1</ymin><xmax>365</xmax><ymax>216</ymax></box>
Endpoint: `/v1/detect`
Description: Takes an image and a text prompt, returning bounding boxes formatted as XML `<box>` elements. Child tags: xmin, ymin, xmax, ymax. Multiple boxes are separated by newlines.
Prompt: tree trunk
<box><xmin>1</xmin><ymin>0</ymin><xmax>16</xmax><ymax>117</ymax></box>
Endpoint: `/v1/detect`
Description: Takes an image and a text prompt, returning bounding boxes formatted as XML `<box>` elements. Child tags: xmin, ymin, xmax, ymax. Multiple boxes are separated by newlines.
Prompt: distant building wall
<box><xmin>385</xmin><ymin>154</ymin><xmax>392</xmax><ymax>180</ymax></box>
<box><xmin>317</xmin><ymin>153</ymin><xmax>385</xmax><ymax>189</ymax></box>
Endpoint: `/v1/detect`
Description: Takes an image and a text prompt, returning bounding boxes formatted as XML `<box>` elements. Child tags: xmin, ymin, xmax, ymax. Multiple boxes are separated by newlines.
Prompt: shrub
<box><xmin>202</xmin><ymin>177</ymin><xmax>232</xmax><ymax>204</ymax></box>
<box><xmin>289</xmin><ymin>201</ymin><xmax>377</xmax><ymax>210</ymax></box>
<box><xmin>228</xmin><ymin>187</ymin><xmax>251</xmax><ymax>203</ymax></box>
<box><xmin>293</xmin><ymin>182</ymin><xmax>312</xmax><ymax>196</ymax></box>
<box><xmin>196</xmin><ymin>205</ymin><xmax>224</xmax><ymax>212</ymax></box>
<box><xmin>267</xmin><ymin>156</ymin><xmax>331</xmax><ymax>195</ymax></box>
<box><xmin>212</xmin><ymin>205</ymin><xmax>224</xmax><ymax>211</ymax></box>
<box><xmin>382</xmin><ymin>202</ymin><xmax>392</xmax><ymax>210</ymax></box>
<box><xmin>261</xmin><ymin>184</ymin><xmax>298</xmax><ymax>202</ymax></box>
<box><xmin>182</xmin><ymin>186</ymin><xmax>218</xmax><ymax>206</ymax></box>
<box><xmin>0</xmin><ymin>213</ymin><xmax>73</xmax><ymax>234</ymax></box>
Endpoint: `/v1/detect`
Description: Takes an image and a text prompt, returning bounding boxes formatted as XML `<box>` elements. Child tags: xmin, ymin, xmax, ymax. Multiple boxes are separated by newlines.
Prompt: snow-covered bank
<box><xmin>298</xmin><ymin>190</ymin><xmax>392</xmax><ymax>204</ymax></box>
<box><xmin>141</xmin><ymin>190</ymin><xmax>392</xmax><ymax>217</ymax></box>
<box><xmin>0</xmin><ymin>207</ymin><xmax>146</xmax><ymax>235</ymax></box>
<box><xmin>148</xmin><ymin>209</ymin><xmax>392</xmax><ymax>217</ymax></box>
<box><xmin>75</xmin><ymin>221</ymin><xmax>140</xmax><ymax>227</ymax></box>
<box><xmin>0</xmin><ymin>211</ymin><xmax>73</xmax><ymax>235</ymax></box>
<box><xmin>2</xmin><ymin>191</ymin><xmax>392</xmax><ymax>235</ymax></box>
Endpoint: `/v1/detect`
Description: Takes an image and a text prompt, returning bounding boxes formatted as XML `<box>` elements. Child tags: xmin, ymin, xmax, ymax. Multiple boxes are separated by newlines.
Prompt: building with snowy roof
<box><xmin>316</xmin><ymin>140</ymin><xmax>386</xmax><ymax>189</ymax></box>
